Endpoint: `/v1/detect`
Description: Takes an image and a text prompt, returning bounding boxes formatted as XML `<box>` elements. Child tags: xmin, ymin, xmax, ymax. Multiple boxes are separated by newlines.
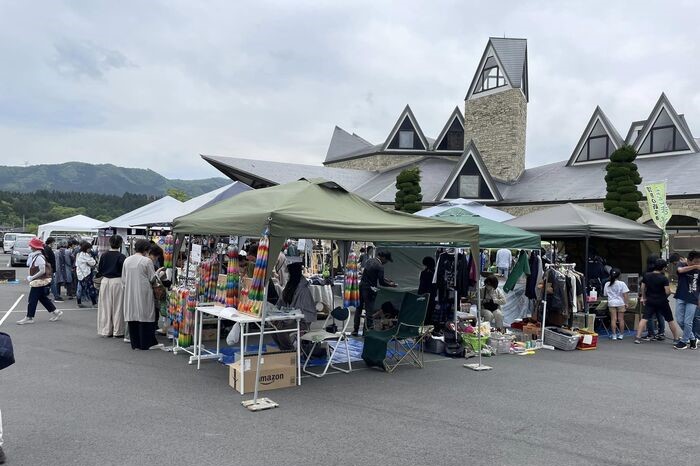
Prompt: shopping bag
<box><xmin>0</xmin><ymin>331</ymin><xmax>15</xmax><ymax>370</ymax></box>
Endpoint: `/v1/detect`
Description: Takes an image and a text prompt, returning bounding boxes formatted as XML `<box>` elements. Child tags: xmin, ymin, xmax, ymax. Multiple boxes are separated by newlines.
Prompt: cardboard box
<box><xmin>200</xmin><ymin>327</ymin><xmax>220</xmax><ymax>341</ymax></box>
<box><xmin>228</xmin><ymin>360</ymin><xmax>297</xmax><ymax>394</ymax></box>
<box><xmin>237</xmin><ymin>351</ymin><xmax>297</xmax><ymax>370</ymax></box>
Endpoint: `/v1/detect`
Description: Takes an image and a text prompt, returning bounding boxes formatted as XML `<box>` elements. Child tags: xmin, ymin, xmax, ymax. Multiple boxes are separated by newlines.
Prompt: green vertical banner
<box><xmin>643</xmin><ymin>182</ymin><xmax>672</xmax><ymax>256</ymax></box>
<box><xmin>643</xmin><ymin>182</ymin><xmax>672</xmax><ymax>229</ymax></box>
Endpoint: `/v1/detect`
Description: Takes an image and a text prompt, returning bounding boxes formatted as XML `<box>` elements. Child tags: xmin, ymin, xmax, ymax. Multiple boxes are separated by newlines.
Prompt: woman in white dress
<box><xmin>122</xmin><ymin>239</ymin><xmax>158</xmax><ymax>350</ymax></box>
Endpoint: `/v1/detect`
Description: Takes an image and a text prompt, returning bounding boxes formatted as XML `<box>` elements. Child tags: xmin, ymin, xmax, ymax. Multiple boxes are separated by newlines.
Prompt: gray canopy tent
<box><xmin>505</xmin><ymin>203</ymin><xmax>662</xmax><ymax>319</ymax></box>
<box><xmin>173</xmin><ymin>178</ymin><xmax>481</xmax><ymax>408</ymax></box>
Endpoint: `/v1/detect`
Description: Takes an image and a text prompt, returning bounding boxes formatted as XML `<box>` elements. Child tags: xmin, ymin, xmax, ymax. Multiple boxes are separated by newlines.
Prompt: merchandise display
<box><xmin>240</xmin><ymin>234</ymin><xmax>269</xmax><ymax>315</ymax></box>
<box><xmin>163</xmin><ymin>234</ymin><xmax>174</xmax><ymax>269</ymax></box>
<box><xmin>226</xmin><ymin>247</ymin><xmax>240</xmax><ymax>308</ymax></box>
<box><xmin>343</xmin><ymin>249</ymin><xmax>360</xmax><ymax>308</ymax></box>
<box><xmin>198</xmin><ymin>259</ymin><xmax>220</xmax><ymax>302</ymax></box>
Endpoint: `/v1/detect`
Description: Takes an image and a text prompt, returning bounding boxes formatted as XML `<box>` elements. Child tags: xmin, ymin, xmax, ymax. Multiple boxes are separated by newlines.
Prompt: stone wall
<box><xmin>325</xmin><ymin>154</ymin><xmax>423</xmax><ymax>170</ymax></box>
<box><xmin>499</xmin><ymin>198</ymin><xmax>700</xmax><ymax>223</ymax></box>
<box><xmin>464</xmin><ymin>88</ymin><xmax>526</xmax><ymax>183</ymax></box>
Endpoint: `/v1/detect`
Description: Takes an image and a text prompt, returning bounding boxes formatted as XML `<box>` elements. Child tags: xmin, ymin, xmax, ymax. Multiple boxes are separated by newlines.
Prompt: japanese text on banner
<box><xmin>643</xmin><ymin>182</ymin><xmax>672</xmax><ymax>229</ymax></box>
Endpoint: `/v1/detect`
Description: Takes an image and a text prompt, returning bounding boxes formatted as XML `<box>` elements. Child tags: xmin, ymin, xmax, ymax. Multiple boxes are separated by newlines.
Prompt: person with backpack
<box><xmin>603</xmin><ymin>268</ymin><xmax>629</xmax><ymax>340</ymax></box>
<box><xmin>16</xmin><ymin>237</ymin><xmax>64</xmax><ymax>325</ymax></box>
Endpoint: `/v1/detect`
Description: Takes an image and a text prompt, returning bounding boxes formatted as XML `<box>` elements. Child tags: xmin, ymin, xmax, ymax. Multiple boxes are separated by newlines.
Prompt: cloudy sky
<box><xmin>1</xmin><ymin>0</ymin><xmax>699</xmax><ymax>180</ymax></box>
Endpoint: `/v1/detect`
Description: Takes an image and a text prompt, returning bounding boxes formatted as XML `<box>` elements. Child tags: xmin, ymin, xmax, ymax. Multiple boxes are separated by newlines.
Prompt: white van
<box><xmin>3</xmin><ymin>233</ymin><xmax>32</xmax><ymax>254</ymax></box>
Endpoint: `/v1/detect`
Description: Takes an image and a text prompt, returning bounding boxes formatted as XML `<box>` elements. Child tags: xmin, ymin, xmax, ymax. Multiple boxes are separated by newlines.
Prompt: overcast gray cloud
<box><xmin>1</xmin><ymin>0</ymin><xmax>699</xmax><ymax>179</ymax></box>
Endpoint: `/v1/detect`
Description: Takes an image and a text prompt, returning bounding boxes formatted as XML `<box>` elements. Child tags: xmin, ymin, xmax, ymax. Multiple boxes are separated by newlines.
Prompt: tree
<box><xmin>394</xmin><ymin>167</ymin><xmax>423</xmax><ymax>213</ymax></box>
<box><xmin>603</xmin><ymin>145</ymin><xmax>643</xmax><ymax>221</ymax></box>
<box><xmin>166</xmin><ymin>188</ymin><xmax>190</xmax><ymax>202</ymax></box>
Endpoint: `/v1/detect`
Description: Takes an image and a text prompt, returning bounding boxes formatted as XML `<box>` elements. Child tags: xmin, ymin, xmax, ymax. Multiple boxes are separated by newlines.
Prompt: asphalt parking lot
<box><xmin>1</xmin><ymin>252</ymin><xmax>700</xmax><ymax>466</ymax></box>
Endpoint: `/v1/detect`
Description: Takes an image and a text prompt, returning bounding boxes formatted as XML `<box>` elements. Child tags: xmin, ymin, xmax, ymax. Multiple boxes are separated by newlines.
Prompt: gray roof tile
<box><xmin>324</xmin><ymin>126</ymin><xmax>373</xmax><ymax>163</ymax></box>
<box><xmin>201</xmin><ymin>154</ymin><xmax>376</xmax><ymax>191</ymax></box>
<box><xmin>490</xmin><ymin>37</ymin><xmax>527</xmax><ymax>89</ymax></box>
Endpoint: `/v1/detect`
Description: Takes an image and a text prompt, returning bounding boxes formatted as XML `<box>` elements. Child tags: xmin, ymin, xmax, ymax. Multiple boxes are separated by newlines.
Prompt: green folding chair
<box><xmin>362</xmin><ymin>292</ymin><xmax>430</xmax><ymax>373</ymax></box>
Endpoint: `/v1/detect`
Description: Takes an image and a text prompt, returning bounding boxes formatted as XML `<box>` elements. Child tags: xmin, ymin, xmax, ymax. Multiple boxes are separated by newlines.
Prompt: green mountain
<box><xmin>0</xmin><ymin>162</ymin><xmax>229</xmax><ymax>197</ymax></box>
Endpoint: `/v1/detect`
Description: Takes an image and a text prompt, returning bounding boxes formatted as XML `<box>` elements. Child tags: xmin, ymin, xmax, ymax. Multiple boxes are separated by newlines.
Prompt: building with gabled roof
<box><xmin>201</xmin><ymin>37</ymin><xmax>700</xmax><ymax>235</ymax></box>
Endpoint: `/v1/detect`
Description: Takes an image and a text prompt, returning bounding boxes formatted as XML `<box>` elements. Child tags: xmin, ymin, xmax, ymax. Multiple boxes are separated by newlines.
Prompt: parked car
<box><xmin>3</xmin><ymin>233</ymin><xmax>32</xmax><ymax>255</ymax></box>
<box><xmin>10</xmin><ymin>237</ymin><xmax>33</xmax><ymax>267</ymax></box>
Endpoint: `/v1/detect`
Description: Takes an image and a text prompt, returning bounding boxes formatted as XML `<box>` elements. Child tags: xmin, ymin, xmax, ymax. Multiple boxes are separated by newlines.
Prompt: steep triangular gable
<box><xmin>465</xmin><ymin>38</ymin><xmax>527</xmax><ymax>102</ymax></box>
<box><xmin>567</xmin><ymin>107</ymin><xmax>624</xmax><ymax>166</ymax></box>
<box><xmin>325</xmin><ymin>126</ymin><xmax>373</xmax><ymax>163</ymax></box>
<box><xmin>437</xmin><ymin>141</ymin><xmax>502</xmax><ymax>201</ymax></box>
<box><xmin>434</xmin><ymin>107</ymin><xmax>465</xmax><ymax>151</ymax></box>
<box><xmin>634</xmin><ymin>93</ymin><xmax>699</xmax><ymax>156</ymax></box>
<box><xmin>383</xmin><ymin>105</ymin><xmax>429</xmax><ymax>151</ymax></box>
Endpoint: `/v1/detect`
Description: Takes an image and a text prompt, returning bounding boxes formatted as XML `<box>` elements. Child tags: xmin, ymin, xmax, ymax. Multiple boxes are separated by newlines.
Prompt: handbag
<box><xmin>29</xmin><ymin>255</ymin><xmax>53</xmax><ymax>287</ymax></box>
<box><xmin>152</xmin><ymin>275</ymin><xmax>167</xmax><ymax>301</ymax></box>
<box><xmin>0</xmin><ymin>331</ymin><xmax>15</xmax><ymax>370</ymax></box>
<box><xmin>94</xmin><ymin>273</ymin><xmax>103</xmax><ymax>291</ymax></box>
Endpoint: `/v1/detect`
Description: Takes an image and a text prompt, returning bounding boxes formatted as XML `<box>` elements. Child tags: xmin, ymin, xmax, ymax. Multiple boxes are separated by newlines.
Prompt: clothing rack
<box><xmin>539</xmin><ymin>263</ymin><xmax>577</xmax><ymax>348</ymax></box>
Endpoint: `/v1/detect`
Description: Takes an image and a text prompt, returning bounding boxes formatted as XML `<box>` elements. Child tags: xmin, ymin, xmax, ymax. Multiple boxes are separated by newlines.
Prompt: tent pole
<box><xmin>584</xmin><ymin>235</ymin><xmax>590</xmax><ymax>321</ymax></box>
<box><xmin>453</xmin><ymin>247</ymin><xmax>458</xmax><ymax>342</ymax></box>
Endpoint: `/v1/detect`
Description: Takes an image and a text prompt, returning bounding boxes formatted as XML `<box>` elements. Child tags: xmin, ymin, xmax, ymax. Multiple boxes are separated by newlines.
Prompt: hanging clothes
<box><xmin>525</xmin><ymin>252</ymin><xmax>540</xmax><ymax>299</ymax></box>
<box><xmin>504</xmin><ymin>251</ymin><xmax>531</xmax><ymax>293</ymax></box>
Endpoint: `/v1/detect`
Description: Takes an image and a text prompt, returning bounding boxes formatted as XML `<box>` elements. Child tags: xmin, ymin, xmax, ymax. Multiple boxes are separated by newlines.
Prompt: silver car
<box><xmin>10</xmin><ymin>237</ymin><xmax>32</xmax><ymax>267</ymax></box>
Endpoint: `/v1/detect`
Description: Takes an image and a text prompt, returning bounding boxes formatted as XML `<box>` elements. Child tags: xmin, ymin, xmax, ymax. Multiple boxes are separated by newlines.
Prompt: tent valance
<box><xmin>504</xmin><ymin>203</ymin><xmax>662</xmax><ymax>241</ymax></box>
<box><xmin>173</xmin><ymin>178</ymin><xmax>479</xmax><ymax>248</ymax></box>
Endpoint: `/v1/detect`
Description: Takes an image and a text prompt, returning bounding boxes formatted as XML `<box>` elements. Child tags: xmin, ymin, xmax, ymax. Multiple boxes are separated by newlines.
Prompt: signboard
<box><xmin>643</xmin><ymin>182</ymin><xmax>672</xmax><ymax>229</ymax></box>
<box><xmin>190</xmin><ymin>244</ymin><xmax>202</xmax><ymax>264</ymax></box>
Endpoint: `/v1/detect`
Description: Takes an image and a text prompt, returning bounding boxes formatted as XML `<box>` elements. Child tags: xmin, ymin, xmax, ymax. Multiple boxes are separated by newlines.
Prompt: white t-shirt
<box><xmin>495</xmin><ymin>249</ymin><xmax>512</xmax><ymax>268</ymax></box>
<box><xmin>604</xmin><ymin>280</ymin><xmax>629</xmax><ymax>307</ymax></box>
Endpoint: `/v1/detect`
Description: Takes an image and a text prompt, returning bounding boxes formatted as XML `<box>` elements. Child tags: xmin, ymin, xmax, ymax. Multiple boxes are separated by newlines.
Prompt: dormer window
<box><xmin>474</xmin><ymin>57</ymin><xmax>505</xmax><ymax>93</ymax></box>
<box><xmin>398</xmin><ymin>131</ymin><xmax>414</xmax><ymax>149</ymax></box>
<box><xmin>577</xmin><ymin>121</ymin><xmax>613</xmax><ymax>162</ymax></box>
<box><xmin>638</xmin><ymin>108</ymin><xmax>689</xmax><ymax>155</ymax></box>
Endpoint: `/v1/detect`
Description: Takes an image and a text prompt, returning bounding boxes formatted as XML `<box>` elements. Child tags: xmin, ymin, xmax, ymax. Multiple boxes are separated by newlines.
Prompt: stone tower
<box><xmin>464</xmin><ymin>37</ymin><xmax>528</xmax><ymax>183</ymax></box>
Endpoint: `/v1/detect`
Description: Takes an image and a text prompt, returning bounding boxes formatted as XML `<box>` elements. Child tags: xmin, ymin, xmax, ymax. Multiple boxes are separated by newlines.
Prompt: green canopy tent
<box><xmin>383</xmin><ymin>207</ymin><xmax>540</xmax><ymax>289</ymax></box>
<box><xmin>173</xmin><ymin>178</ymin><xmax>480</xmax><ymax>408</ymax></box>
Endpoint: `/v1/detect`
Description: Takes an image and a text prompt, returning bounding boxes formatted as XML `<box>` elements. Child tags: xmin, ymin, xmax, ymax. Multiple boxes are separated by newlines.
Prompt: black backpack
<box><xmin>0</xmin><ymin>331</ymin><xmax>15</xmax><ymax>370</ymax></box>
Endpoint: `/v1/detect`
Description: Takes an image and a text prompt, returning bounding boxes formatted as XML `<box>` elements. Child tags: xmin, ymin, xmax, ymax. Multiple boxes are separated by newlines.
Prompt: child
<box><xmin>603</xmin><ymin>269</ymin><xmax>629</xmax><ymax>339</ymax></box>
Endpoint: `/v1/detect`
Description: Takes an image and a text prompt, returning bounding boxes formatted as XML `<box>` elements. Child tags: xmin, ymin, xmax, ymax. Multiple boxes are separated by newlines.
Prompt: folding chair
<box><xmin>301</xmin><ymin>307</ymin><xmax>352</xmax><ymax>378</ymax></box>
<box><xmin>362</xmin><ymin>292</ymin><xmax>430</xmax><ymax>373</ymax></box>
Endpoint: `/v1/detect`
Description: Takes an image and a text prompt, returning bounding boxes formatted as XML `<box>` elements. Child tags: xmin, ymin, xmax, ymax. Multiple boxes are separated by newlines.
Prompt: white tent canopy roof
<box><xmin>415</xmin><ymin>198</ymin><xmax>514</xmax><ymax>222</ymax></box>
<box><xmin>179</xmin><ymin>182</ymin><xmax>253</xmax><ymax>213</ymax></box>
<box><xmin>38</xmin><ymin>214</ymin><xmax>103</xmax><ymax>239</ymax></box>
<box><xmin>98</xmin><ymin>196</ymin><xmax>184</xmax><ymax>230</ymax></box>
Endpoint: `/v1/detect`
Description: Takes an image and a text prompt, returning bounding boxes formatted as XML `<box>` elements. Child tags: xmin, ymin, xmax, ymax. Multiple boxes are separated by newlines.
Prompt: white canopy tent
<box><xmin>416</xmin><ymin>199</ymin><xmax>514</xmax><ymax>222</ymax></box>
<box><xmin>37</xmin><ymin>214</ymin><xmax>103</xmax><ymax>239</ymax></box>
<box><xmin>98</xmin><ymin>196</ymin><xmax>184</xmax><ymax>232</ymax></box>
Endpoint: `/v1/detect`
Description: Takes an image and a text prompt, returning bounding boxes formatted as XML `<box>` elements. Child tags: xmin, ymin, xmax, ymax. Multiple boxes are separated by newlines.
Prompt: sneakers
<box><xmin>610</xmin><ymin>333</ymin><xmax>617</xmax><ymax>340</ymax></box>
<box><xmin>655</xmin><ymin>334</ymin><xmax>665</xmax><ymax>341</ymax></box>
<box><xmin>49</xmin><ymin>310</ymin><xmax>64</xmax><ymax>322</ymax></box>
<box><xmin>17</xmin><ymin>316</ymin><xmax>34</xmax><ymax>325</ymax></box>
<box><xmin>0</xmin><ymin>445</ymin><xmax>6</xmax><ymax>464</ymax></box>
<box><xmin>674</xmin><ymin>341</ymin><xmax>688</xmax><ymax>350</ymax></box>
<box><xmin>54</xmin><ymin>296</ymin><xmax>64</xmax><ymax>302</ymax></box>
<box><xmin>641</xmin><ymin>335</ymin><xmax>653</xmax><ymax>341</ymax></box>
<box><xmin>634</xmin><ymin>338</ymin><xmax>642</xmax><ymax>344</ymax></box>
<box><xmin>690</xmin><ymin>340</ymin><xmax>698</xmax><ymax>350</ymax></box>
<box><xmin>617</xmin><ymin>332</ymin><xmax>623</xmax><ymax>340</ymax></box>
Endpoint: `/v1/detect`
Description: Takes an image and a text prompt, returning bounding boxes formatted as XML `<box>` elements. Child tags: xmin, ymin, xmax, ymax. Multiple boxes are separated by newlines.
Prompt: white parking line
<box><xmin>0</xmin><ymin>293</ymin><xmax>25</xmax><ymax>327</ymax></box>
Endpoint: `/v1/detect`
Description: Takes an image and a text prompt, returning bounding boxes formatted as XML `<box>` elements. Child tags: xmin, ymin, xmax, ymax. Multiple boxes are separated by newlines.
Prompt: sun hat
<box><xmin>28</xmin><ymin>237</ymin><xmax>45</xmax><ymax>250</ymax></box>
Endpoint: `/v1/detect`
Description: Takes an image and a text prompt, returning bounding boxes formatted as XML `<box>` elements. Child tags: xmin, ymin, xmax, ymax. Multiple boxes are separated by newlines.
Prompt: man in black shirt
<box><xmin>352</xmin><ymin>249</ymin><xmax>396</xmax><ymax>336</ymax></box>
<box><xmin>43</xmin><ymin>237</ymin><xmax>62</xmax><ymax>302</ymax></box>
<box><xmin>635</xmin><ymin>259</ymin><xmax>681</xmax><ymax>344</ymax></box>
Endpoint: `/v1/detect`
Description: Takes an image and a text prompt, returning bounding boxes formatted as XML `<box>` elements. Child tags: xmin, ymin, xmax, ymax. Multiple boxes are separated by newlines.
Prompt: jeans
<box><xmin>676</xmin><ymin>299</ymin><xmax>698</xmax><ymax>343</ymax></box>
<box><xmin>646</xmin><ymin>310</ymin><xmax>666</xmax><ymax>336</ymax></box>
<box><xmin>354</xmin><ymin>286</ymin><xmax>376</xmax><ymax>333</ymax></box>
<box><xmin>50</xmin><ymin>273</ymin><xmax>60</xmax><ymax>298</ymax></box>
<box><xmin>694</xmin><ymin>306</ymin><xmax>700</xmax><ymax>340</ymax></box>
<box><xmin>27</xmin><ymin>285</ymin><xmax>57</xmax><ymax>318</ymax></box>
<box><xmin>498</xmin><ymin>267</ymin><xmax>509</xmax><ymax>278</ymax></box>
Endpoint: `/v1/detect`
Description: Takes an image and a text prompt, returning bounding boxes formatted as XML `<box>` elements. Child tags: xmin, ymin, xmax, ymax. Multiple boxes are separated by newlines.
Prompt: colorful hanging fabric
<box><xmin>163</xmin><ymin>234</ymin><xmax>174</xmax><ymax>268</ymax></box>
<box><xmin>343</xmin><ymin>248</ymin><xmax>360</xmax><ymax>308</ymax></box>
<box><xmin>226</xmin><ymin>247</ymin><xmax>240</xmax><ymax>308</ymax></box>
<box><xmin>241</xmin><ymin>232</ymin><xmax>270</xmax><ymax>315</ymax></box>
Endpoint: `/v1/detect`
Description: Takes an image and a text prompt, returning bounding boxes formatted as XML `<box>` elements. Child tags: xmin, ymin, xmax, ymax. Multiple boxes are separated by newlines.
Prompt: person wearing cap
<box><xmin>17</xmin><ymin>237</ymin><xmax>64</xmax><ymax>325</ymax></box>
<box><xmin>352</xmin><ymin>249</ymin><xmax>396</xmax><ymax>336</ymax></box>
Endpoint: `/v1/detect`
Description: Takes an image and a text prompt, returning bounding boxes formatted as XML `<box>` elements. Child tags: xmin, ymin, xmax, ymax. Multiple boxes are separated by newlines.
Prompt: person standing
<box><xmin>603</xmin><ymin>269</ymin><xmax>629</xmax><ymax>340</ymax></box>
<box><xmin>16</xmin><ymin>238</ymin><xmax>63</xmax><ymax>325</ymax></box>
<box><xmin>418</xmin><ymin>256</ymin><xmax>437</xmax><ymax>324</ymax></box>
<box><xmin>495</xmin><ymin>248</ymin><xmax>513</xmax><ymax>278</ymax></box>
<box><xmin>352</xmin><ymin>249</ymin><xmax>396</xmax><ymax>336</ymax></box>
<box><xmin>75</xmin><ymin>241</ymin><xmax>98</xmax><ymax>308</ymax></box>
<box><xmin>122</xmin><ymin>239</ymin><xmax>159</xmax><ymax>350</ymax></box>
<box><xmin>96</xmin><ymin>235</ymin><xmax>126</xmax><ymax>337</ymax></box>
<box><xmin>55</xmin><ymin>241</ymin><xmax>75</xmax><ymax>300</ymax></box>
<box><xmin>673</xmin><ymin>251</ymin><xmax>700</xmax><ymax>350</ymax></box>
<box><xmin>43</xmin><ymin>237</ymin><xmax>63</xmax><ymax>302</ymax></box>
<box><xmin>635</xmin><ymin>259</ymin><xmax>681</xmax><ymax>344</ymax></box>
